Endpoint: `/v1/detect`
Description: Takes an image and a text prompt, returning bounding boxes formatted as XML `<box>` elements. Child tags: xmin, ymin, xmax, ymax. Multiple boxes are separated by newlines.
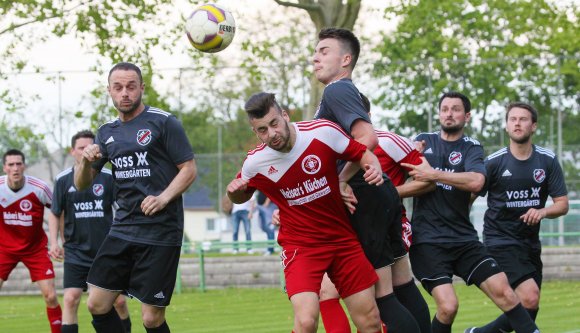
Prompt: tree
<box><xmin>373</xmin><ymin>0</ymin><xmax>579</xmax><ymax>145</ymax></box>
<box><xmin>274</xmin><ymin>0</ymin><xmax>362</xmax><ymax>119</ymax></box>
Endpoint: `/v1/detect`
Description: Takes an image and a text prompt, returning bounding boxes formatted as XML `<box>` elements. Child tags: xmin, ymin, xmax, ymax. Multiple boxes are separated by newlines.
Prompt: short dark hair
<box><xmin>359</xmin><ymin>93</ymin><xmax>371</xmax><ymax>113</ymax></box>
<box><xmin>318</xmin><ymin>28</ymin><xmax>360</xmax><ymax>69</ymax></box>
<box><xmin>71</xmin><ymin>130</ymin><xmax>95</xmax><ymax>148</ymax></box>
<box><xmin>3</xmin><ymin>149</ymin><xmax>25</xmax><ymax>165</ymax></box>
<box><xmin>108</xmin><ymin>62</ymin><xmax>143</xmax><ymax>84</ymax></box>
<box><xmin>505</xmin><ymin>102</ymin><xmax>538</xmax><ymax>123</ymax></box>
<box><xmin>438</xmin><ymin>91</ymin><xmax>471</xmax><ymax>113</ymax></box>
<box><xmin>244</xmin><ymin>92</ymin><xmax>283</xmax><ymax>119</ymax></box>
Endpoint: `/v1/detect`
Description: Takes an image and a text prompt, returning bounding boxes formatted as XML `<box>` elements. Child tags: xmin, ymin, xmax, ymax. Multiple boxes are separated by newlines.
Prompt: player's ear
<box><xmin>282</xmin><ymin>110</ymin><xmax>290</xmax><ymax>121</ymax></box>
<box><xmin>342</xmin><ymin>53</ymin><xmax>352</xmax><ymax>68</ymax></box>
<box><xmin>465</xmin><ymin>111</ymin><xmax>471</xmax><ymax>122</ymax></box>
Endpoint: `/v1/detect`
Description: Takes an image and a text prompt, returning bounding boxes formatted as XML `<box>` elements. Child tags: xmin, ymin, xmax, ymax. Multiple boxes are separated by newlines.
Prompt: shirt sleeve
<box><xmin>50</xmin><ymin>177</ymin><xmax>65</xmax><ymax>216</ymax></box>
<box><xmin>548</xmin><ymin>157</ymin><xmax>568</xmax><ymax>197</ymax></box>
<box><xmin>163</xmin><ymin>115</ymin><xmax>195</xmax><ymax>165</ymax></box>
<box><xmin>323</xmin><ymin>82</ymin><xmax>371</xmax><ymax>133</ymax></box>
<box><xmin>464</xmin><ymin>144</ymin><xmax>486</xmax><ymax>176</ymax></box>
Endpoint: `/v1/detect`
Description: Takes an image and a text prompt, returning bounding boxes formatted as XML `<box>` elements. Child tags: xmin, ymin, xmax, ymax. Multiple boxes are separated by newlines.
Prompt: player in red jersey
<box><xmin>0</xmin><ymin>149</ymin><xmax>62</xmax><ymax>333</ymax></box>
<box><xmin>227</xmin><ymin>92</ymin><xmax>384</xmax><ymax>333</ymax></box>
<box><xmin>317</xmin><ymin>94</ymin><xmax>434</xmax><ymax>333</ymax></box>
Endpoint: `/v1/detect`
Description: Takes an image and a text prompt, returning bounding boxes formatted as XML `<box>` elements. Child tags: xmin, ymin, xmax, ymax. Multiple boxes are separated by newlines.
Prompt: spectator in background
<box><xmin>256</xmin><ymin>190</ymin><xmax>277</xmax><ymax>255</ymax></box>
<box><xmin>231</xmin><ymin>199</ymin><xmax>255</xmax><ymax>254</ymax></box>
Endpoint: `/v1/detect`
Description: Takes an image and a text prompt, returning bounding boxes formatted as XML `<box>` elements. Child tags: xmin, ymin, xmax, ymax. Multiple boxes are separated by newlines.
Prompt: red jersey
<box><xmin>241</xmin><ymin>120</ymin><xmax>367</xmax><ymax>247</ymax></box>
<box><xmin>0</xmin><ymin>175</ymin><xmax>52</xmax><ymax>255</ymax></box>
<box><xmin>374</xmin><ymin>130</ymin><xmax>423</xmax><ymax>219</ymax></box>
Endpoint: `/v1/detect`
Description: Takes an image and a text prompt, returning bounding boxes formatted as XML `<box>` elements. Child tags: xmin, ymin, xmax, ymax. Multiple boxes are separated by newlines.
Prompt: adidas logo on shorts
<box><xmin>45</xmin><ymin>269</ymin><xmax>53</xmax><ymax>275</ymax></box>
<box><xmin>154</xmin><ymin>291</ymin><xmax>165</xmax><ymax>299</ymax></box>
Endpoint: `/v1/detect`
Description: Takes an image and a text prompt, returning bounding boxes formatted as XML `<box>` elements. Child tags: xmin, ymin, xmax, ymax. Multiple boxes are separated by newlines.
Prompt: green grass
<box><xmin>1</xmin><ymin>281</ymin><xmax>579</xmax><ymax>332</ymax></box>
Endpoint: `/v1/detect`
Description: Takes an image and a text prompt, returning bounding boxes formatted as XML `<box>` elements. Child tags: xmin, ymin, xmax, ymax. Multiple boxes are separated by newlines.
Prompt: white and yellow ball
<box><xmin>185</xmin><ymin>3</ymin><xmax>236</xmax><ymax>53</ymax></box>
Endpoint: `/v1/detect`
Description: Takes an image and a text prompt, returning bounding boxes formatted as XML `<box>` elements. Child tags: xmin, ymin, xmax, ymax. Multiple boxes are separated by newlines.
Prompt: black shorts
<box><xmin>487</xmin><ymin>244</ymin><xmax>542</xmax><ymax>289</ymax></box>
<box><xmin>409</xmin><ymin>241</ymin><xmax>499</xmax><ymax>293</ymax></box>
<box><xmin>87</xmin><ymin>235</ymin><xmax>181</xmax><ymax>307</ymax></box>
<box><xmin>64</xmin><ymin>262</ymin><xmax>91</xmax><ymax>290</ymax></box>
<box><xmin>349</xmin><ymin>172</ymin><xmax>405</xmax><ymax>269</ymax></box>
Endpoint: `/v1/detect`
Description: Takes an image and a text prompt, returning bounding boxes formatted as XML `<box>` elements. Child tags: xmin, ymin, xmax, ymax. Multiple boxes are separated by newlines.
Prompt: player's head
<box><xmin>244</xmin><ymin>92</ymin><xmax>294</xmax><ymax>153</ymax></box>
<box><xmin>71</xmin><ymin>130</ymin><xmax>95</xmax><ymax>163</ymax></box>
<box><xmin>438</xmin><ymin>91</ymin><xmax>471</xmax><ymax>134</ymax></box>
<box><xmin>505</xmin><ymin>102</ymin><xmax>538</xmax><ymax>144</ymax></box>
<box><xmin>107</xmin><ymin>62</ymin><xmax>145</xmax><ymax>115</ymax></box>
<box><xmin>313</xmin><ymin>28</ymin><xmax>360</xmax><ymax>84</ymax></box>
<box><xmin>2</xmin><ymin>149</ymin><xmax>26</xmax><ymax>188</ymax></box>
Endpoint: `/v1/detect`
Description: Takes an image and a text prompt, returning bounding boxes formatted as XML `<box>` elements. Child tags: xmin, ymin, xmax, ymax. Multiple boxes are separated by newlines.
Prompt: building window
<box><xmin>206</xmin><ymin>218</ymin><xmax>216</xmax><ymax>232</ymax></box>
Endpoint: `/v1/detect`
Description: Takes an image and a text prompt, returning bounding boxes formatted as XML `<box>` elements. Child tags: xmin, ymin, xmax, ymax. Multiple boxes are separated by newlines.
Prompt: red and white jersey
<box><xmin>374</xmin><ymin>130</ymin><xmax>423</xmax><ymax>219</ymax></box>
<box><xmin>241</xmin><ymin>120</ymin><xmax>367</xmax><ymax>247</ymax></box>
<box><xmin>0</xmin><ymin>175</ymin><xmax>52</xmax><ymax>254</ymax></box>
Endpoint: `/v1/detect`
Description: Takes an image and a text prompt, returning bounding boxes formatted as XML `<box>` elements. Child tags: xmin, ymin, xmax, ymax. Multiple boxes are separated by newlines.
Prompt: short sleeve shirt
<box><xmin>93</xmin><ymin>106</ymin><xmax>195</xmax><ymax>246</ymax></box>
<box><xmin>482</xmin><ymin>145</ymin><xmax>567</xmax><ymax>248</ymax></box>
<box><xmin>240</xmin><ymin>120</ymin><xmax>366</xmax><ymax>247</ymax></box>
<box><xmin>0</xmin><ymin>175</ymin><xmax>52</xmax><ymax>254</ymax></box>
<box><xmin>314</xmin><ymin>78</ymin><xmax>371</xmax><ymax>173</ymax></box>
<box><xmin>51</xmin><ymin>167</ymin><xmax>114</xmax><ymax>266</ymax></box>
<box><xmin>411</xmin><ymin>132</ymin><xmax>486</xmax><ymax>244</ymax></box>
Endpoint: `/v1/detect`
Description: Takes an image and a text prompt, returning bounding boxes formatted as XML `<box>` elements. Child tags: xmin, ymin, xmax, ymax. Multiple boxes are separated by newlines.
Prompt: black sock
<box><xmin>122</xmin><ymin>317</ymin><xmax>132</xmax><ymax>333</ymax></box>
<box><xmin>394</xmin><ymin>280</ymin><xmax>432</xmax><ymax>333</ymax></box>
<box><xmin>145</xmin><ymin>320</ymin><xmax>170</xmax><ymax>333</ymax></box>
<box><xmin>473</xmin><ymin>307</ymin><xmax>539</xmax><ymax>333</ymax></box>
<box><xmin>91</xmin><ymin>308</ymin><xmax>125</xmax><ymax>333</ymax></box>
<box><xmin>61</xmin><ymin>324</ymin><xmax>79</xmax><ymax>333</ymax></box>
<box><xmin>432</xmin><ymin>315</ymin><xmax>452</xmax><ymax>333</ymax></box>
<box><xmin>505</xmin><ymin>303</ymin><xmax>539</xmax><ymax>333</ymax></box>
<box><xmin>376</xmin><ymin>293</ymin><xmax>421</xmax><ymax>333</ymax></box>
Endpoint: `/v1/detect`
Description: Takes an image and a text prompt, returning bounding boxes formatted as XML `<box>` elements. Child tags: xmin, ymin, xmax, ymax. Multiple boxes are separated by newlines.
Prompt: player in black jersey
<box><xmin>403</xmin><ymin>92</ymin><xmax>539</xmax><ymax>333</ymax></box>
<box><xmin>313</xmin><ymin>27</ymin><xmax>421</xmax><ymax>333</ymax></box>
<box><xmin>49</xmin><ymin>130</ymin><xmax>131</xmax><ymax>333</ymax></box>
<box><xmin>75</xmin><ymin>63</ymin><xmax>197</xmax><ymax>333</ymax></box>
<box><xmin>465</xmin><ymin>102</ymin><xmax>568</xmax><ymax>333</ymax></box>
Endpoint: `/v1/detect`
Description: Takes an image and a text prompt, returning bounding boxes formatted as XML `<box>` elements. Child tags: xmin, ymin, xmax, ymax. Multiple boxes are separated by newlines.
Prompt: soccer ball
<box><xmin>185</xmin><ymin>3</ymin><xmax>236</xmax><ymax>53</ymax></box>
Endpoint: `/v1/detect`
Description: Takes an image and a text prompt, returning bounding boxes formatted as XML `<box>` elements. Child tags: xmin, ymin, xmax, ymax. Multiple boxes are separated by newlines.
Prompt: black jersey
<box><xmin>481</xmin><ymin>145</ymin><xmax>567</xmax><ymax>248</ymax></box>
<box><xmin>314</xmin><ymin>78</ymin><xmax>370</xmax><ymax>174</ymax></box>
<box><xmin>93</xmin><ymin>106</ymin><xmax>195</xmax><ymax>246</ymax></box>
<box><xmin>411</xmin><ymin>132</ymin><xmax>486</xmax><ymax>244</ymax></box>
<box><xmin>51</xmin><ymin>167</ymin><xmax>114</xmax><ymax>267</ymax></box>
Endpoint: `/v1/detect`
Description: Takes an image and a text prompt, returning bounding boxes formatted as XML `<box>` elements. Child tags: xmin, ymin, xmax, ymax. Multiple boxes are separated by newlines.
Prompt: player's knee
<box><xmin>295</xmin><ymin>314</ymin><xmax>318</xmax><ymax>332</ymax></box>
<box><xmin>42</xmin><ymin>288</ymin><xmax>59</xmax><ymax>306</ymax></box>
<box><xmin>87</xmin><ymin>297</ymin><xmax>110</xmax><ymax>315</ymax></box>
<box><xmin>355</xmin><ymin>305</ymin><xmax>381</xmax><ymax>332</ymax></box>
<box><xmin>113</xmin><ymin>296</ymin><xmax>127</xmax><ymax>308</ymax></box>
<box><xmin>63</xmin><ymin>292</ymin><xmax>81</xmax><ymax>310</ymax></box>
<box><xmin>437</xmin><ymin>299</ymin><xmax>459</xmax><ymax>320</ymax></box>
<box><xmin>142</xmin><ymin>310</ymin><xmax>165</xmax><ymax>328</ymax></box>
<box><xmin>519</xmin><ymin>288</ymin><xmax>540</xmax><ymax>309</ymax></box>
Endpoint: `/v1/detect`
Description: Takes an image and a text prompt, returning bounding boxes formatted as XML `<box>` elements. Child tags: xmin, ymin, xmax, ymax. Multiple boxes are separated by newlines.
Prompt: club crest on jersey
<box><xmin>302</xmin><ymin>155</ymin><xmax>322</xmax><ymax>175</ymax></box>
<box><xmin>136</xmin><ymin>129</ymin><xmax>152</xmax><ymax>146</ymax></box>
<box><xmin>533</xmin><ymin>169</ymin><xmax>546</xmax><ymax>183</ymax></box>
<box><xmin>20</xmin><ymin>199</ymin><xmax>32</xmax><ymax>212</ymax></box>
<box><xmin>93</xmin><ymin>184</ymin><xmax>104</xmax><ymax>196</ymax></box>
<box><xmin>449</xmin><ymin>151</ymin><xmax>462</xmax><ymax>165</ymax></box>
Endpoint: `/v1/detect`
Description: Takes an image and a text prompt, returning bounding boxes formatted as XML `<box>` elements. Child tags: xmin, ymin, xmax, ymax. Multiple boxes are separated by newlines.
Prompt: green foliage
<box><xmin>373</xmin><ymin>0</ymin><xmax>579</xmax><ymax>146</ymax></box>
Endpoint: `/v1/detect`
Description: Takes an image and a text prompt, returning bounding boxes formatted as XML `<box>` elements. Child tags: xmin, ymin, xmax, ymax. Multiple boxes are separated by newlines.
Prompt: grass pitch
<box><xmin>1</xmin><ymin>281</ymin><xmax>578</xmax><ymax>332</ymax></box>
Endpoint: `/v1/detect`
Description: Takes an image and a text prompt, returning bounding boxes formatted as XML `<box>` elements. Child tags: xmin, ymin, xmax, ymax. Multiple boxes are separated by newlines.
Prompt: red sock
<box><xmin>382</xmin><ymin>321</ymin><xmax>388</xmax><ymax>333</ymax></box>
<box><xmin>47</xmin><ymin>305</ymin><xmax>62</xmax><ymax>333</ymax></box>
<box><xmin>320</xmin><ymin>298</ymin><xmax>350</xmax><ymax>333</ymax></box>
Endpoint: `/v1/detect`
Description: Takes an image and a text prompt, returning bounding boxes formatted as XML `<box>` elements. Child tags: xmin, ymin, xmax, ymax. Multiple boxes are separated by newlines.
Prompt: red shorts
<box><xmin>281</xmin><ymin>241</ymin><xmax>378</xmax><ymax>299</ymax></box>
<box><xmin>0</xmin><ymin>249</ymin><xmax>55</xmax><ymax>282</ymax></box>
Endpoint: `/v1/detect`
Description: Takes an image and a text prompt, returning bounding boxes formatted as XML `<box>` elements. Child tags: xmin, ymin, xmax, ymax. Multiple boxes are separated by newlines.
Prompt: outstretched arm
<box><xmin>402</xmin><ymin>157</ymin><xmax>485</xmax><ymax>193</ymax></box>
